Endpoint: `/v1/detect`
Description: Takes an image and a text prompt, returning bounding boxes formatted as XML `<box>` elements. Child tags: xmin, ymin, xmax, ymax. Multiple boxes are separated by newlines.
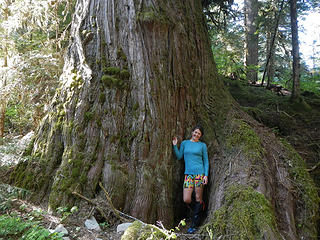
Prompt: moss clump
<box><xmin>121</xmin><ymin>221</ymin><xmax>142</xmax><ymax>240</ymax></box>
<box><xmin>71</xmin><ymin>167</ymin><xmax>80</xmax><ymax>178</ymax></box>
<box><xmin>104</xmin><ymin>67</ymin><xmax>121</xmax><ymax>75</ymax></box>
<box><xmin>280</xmin><ymin>139</ymin><xmax>319</xmax><ymax>238</ymax></box>
<box><xmin>101</xmin><ymin>64</ymin><xmax>130</xmax><ymax>90</ymax></box>
<box><xmin>101</xmin><ymin>75</ymin><xmax>117</xmax><ymax>87</ymax></box>
<box><xmin>130</xmin><ymin>130</ymin><xmax>139</xmax><ymax>140</ymax></box>
<box><xmin>137</xmin><ymin>11</ymin><xmax>157</xmax><ymax>22</ymax></box>
<box><xmin>110</xmin><ymin>153</ymin><xmax>120</xmax><ymax>161</ymax></box>
<box><xmin>54</xmin><ymin>104</ymin><xmax>66</xmax><ymax>128</ymax></box>
<box><xmin>65</xmin><ymin>121</ymin><xmax>74</xmax><ymax>136</ymax></box>
<box><xmin>70</xmin><ymin>72</ymin><xmax>83</xmax><ymax>90</ymax></box>
<box><xmin>97</xmin><ymin>118</ymin><xmax>102</xmax><ymax>128</ymax></box>
<box><xmin>121</xmin><ymin>221</ymin><xmax>167</xmax><ymax>240</ymax></box>
<box><xmin>115</xmin><ymin>80</ymin><xmax>127</xmax><ymax>90</ymax></box>
<box><xmin>117</xmin><ymin>47</ymin><xmax>127</xmax><ymax>62</ymax></box>
<box><xmin>136</xmin><ymin>7</ymin><xmax>169</xmax><ymax>24</ymax></box>
<box><xmin>101</xmin><ymin>74</ymin><xmax>128</xmax><ymax>90</ymax></box>
<box><xmin>119</xmin><ymin>70</ymin><xmax>130</xmax><ymax>80</ymax></box>
<box><xmin>84</xmin><ymin>111</ymin><xmax>94</xmax><ymax>122</ymax></box>
<box><xmin>226</xmin><ymin>119</ymin><xmax>265</xmax><ymax>161</ymax></box>
<box><xmin>99</xmin><ymin>93</ymin><xmax>106</xmax><ymax>104</ymax></box>
<box><xmin>109</xmin><ymin>135</ymin><xmax>119</xmax><ymax>143</ymax></box>
<box><xmin>101</xmin><ymin>55</ymin><xmax>107</xmax><ymax>67</ymax></box>
<box><xmin>201</xmin><ymin>185</ymin><xmax>279</xmax><ymax>240</ymax></box>
<box><xmin>133</xmin><ymin>102</ymin><xmax>139</xmax><ymax>111</ymax></box>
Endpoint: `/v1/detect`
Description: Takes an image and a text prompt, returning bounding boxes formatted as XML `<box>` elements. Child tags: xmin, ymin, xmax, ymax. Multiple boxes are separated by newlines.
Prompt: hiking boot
<box><xmin>187</xmin><ymin>227</ymin><xmax>197</xmax><ymax>234</ymax></box>
<box><xmin>190</xmin><ymin>201</ymin><xmax>204</xmax><ymax>229</ymax></box>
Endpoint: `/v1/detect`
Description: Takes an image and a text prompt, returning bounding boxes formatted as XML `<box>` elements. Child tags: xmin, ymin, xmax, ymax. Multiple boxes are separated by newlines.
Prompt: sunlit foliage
<box><xmin>0</xmin><ymin>0</ymin><xmax>75</xmax><ymax>135</ymax></box>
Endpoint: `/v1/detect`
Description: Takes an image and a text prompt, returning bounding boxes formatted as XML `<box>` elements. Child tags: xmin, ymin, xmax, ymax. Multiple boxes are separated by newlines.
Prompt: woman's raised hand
<box><xmin>172</xmin><ymin>137</ymin><xmax>178</xmax><ymax>145</ymax></box>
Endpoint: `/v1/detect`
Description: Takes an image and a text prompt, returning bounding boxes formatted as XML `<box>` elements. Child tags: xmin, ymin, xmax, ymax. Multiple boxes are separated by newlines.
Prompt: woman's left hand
<box><xmin>203</xmin><ymin>176</ymin><xmax>208</xmax><ymax>185</ymax></box>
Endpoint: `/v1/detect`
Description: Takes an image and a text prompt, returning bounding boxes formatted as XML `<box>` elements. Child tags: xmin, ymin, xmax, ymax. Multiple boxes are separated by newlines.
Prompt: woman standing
<box><xmin>172</xmin><ymin>126</ymin><xmax>209</xmax><ymax>234</ymax></box>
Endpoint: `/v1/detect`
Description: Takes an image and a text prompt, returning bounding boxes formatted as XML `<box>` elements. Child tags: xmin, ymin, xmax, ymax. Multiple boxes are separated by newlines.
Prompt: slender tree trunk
<box><xmin>10</xmin><ymin>0</ymin><xmax>318</xmax><ymax>238</ymax></box>
<box><xmin>0</xmin><ymin>0</ymin><xmax>9</xmax><ymax>138</ymax></box>
<box><xmin>266</xmin><ymin>34</ymin><xmax>276</xmax><ymax>87</ymax></box>
<box><xmin>290</xmin><ymin>0</ymin><xmax>301</xmax><ymax>100</ymax></box>
<box><xmin>263</xmin><ymin>31</ymin><xmax>275</xmax><ymax>88</ymax></box>
<box><xmin>0</xmin><ymin>69</ymin><xmax>6</xmax><ymax>137</ymax></box>
<box><xmin>244</xmin><ymin>0</ymin><xmax>259</xmax><ymax>84</ymax></box>
<box><xmin>0</xmin><ymin>106</ymin><xmax>5</xmax><ymax>138</ymax></box>
<box><xmin>262</xmin><ymin>0</ymin><xmax>285</xmax><ymax>88</ymax></box>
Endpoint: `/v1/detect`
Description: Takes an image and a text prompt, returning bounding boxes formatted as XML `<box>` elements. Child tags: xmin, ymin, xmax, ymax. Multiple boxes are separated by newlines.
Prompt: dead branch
<box><xmin>276</xmin><ymin>104</ymin><xmax>293</xmax><ymax>118</ymax></box>
<box><xmin>307</xmin><ymin>161</ymin><xmax>320</xmax><ymax>172</ymax></box>
<box><xmin>98</xmin><ymin>182</ymin><xmax>134</xmax><ymax>223</ymax></box>
<box><xmin>71</xmin><ymin>191</ymin><xmax>110</xmax><ymax>221</ymax></box>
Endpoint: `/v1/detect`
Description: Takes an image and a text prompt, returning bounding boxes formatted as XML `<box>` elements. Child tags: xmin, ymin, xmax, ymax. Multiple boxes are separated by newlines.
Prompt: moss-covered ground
<box><xmin>224</xmin><ymin>77</ymin><xmax>320</xmax><ymax>166</ymax></box>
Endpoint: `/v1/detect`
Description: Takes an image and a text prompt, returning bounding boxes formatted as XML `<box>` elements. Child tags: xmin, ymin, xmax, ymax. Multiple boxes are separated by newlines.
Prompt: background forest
<box><xmin>0</xmin><ymin>0</ymin><xmax>320</xmax><ymax>239</ymax></box>
<box><xmin>1</xmin><ymin>0</ymin><xmax>319</xmax><ymax>137</ymax></box>
<box><xmin>0</xmin><ymin>0</ymin><xmax>320</xmax><ymax>137</ymax></box>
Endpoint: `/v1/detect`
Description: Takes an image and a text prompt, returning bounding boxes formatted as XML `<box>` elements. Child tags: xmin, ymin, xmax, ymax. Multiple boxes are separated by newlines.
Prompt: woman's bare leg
<box><xmin>195</xmin><ymin>186</ymin><xmax>203</xmax><ymax>203</ymax></box>
<box><xmin>183</xmin><ymin>187</ymin><xmax>194</xmax><ymax>204</ymax></box>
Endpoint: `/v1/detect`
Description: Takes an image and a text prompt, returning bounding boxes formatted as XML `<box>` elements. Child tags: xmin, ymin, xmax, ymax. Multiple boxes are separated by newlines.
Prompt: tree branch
<box><xmin>307</xmin><ymin>161</ymin><xmax>320</xmax><ymax>172</ymax></box>
<box><xmin>98</xmin><ymin>182</ymin><xmax>130</xmax><ymax>222</ymax></box>
<box><xmin>71</xmin><ymin>191</ymin><xmax>110</xmax><ymax>221</ymax></box>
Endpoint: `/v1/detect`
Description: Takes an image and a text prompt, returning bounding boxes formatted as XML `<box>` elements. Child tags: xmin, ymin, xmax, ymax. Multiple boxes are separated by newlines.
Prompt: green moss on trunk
<box><xmin>48</xmin><ymin>147</ymin><xmax>93</xmax><ymax>210</ymax></box>
<box><xmin>9</xmin><ymin>156</ymin><xmax>51</xmax><ymax>199</ymax></box>
<box><xmin>202</xmin><ymin>185</ymin><xmax>280</xmax><ymax>240</ymax></box>
<box><xmin>280</xmin><ymin>139</ymin><xmax>319</xmax><ymax>238</ymax></box>
<box><xmin>226</xmin><ymin>119</ymin><xmax>265</xmax><ymax>161</ymax></box>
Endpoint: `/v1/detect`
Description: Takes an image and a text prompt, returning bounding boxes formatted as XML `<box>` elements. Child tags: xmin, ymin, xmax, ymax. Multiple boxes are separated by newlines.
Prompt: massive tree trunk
<box><xmin>10</xmin><ymin>0</ymin><xmax>318</xmax><ymax>238</ymax></box>
<box><xmin>244</xmin><ymin>0</ymin><xmax>259</xmax><ymax>84</ymax></box>
<box><xmin>290</xmin><ymin>0</ymin><xmax>301</xmax><ymax>101</ymax></box>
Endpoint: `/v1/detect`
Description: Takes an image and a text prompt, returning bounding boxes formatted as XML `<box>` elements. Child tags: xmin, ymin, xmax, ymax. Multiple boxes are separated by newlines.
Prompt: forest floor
<box><xmin>0</xmin><ymin>135</ymin><xmax>122</xmax><ymax>240</ymax></box>
<box><xmin>0</xmin><ymin>79</ymin><xmax>319</xmax><ymax>240</ymax></box>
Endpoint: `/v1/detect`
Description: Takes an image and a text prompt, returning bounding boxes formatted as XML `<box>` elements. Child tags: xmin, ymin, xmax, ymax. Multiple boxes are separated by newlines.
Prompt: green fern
<box><xmin>0</xmin><ymin>215</ymin><xmax>64</xmax><ymax>240</ymax></box>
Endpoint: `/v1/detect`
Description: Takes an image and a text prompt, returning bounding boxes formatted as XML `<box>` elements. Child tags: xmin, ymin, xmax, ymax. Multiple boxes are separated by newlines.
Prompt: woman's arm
<box><xmin>202</xmin><ymin>143</ymin><xmax>209</xmax><ymax>182</ymax></box>
<box><xmin>172</xmin><ymin>138</ymin><xmax>184</xmax><ymax>160</ymax></box>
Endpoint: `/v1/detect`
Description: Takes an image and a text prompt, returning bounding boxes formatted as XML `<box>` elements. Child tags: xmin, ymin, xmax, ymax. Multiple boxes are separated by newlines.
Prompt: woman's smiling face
<box><xmin>191</xmin><ymin>128</ymin><xmax>202</xmax><ymax>142</ymax></box>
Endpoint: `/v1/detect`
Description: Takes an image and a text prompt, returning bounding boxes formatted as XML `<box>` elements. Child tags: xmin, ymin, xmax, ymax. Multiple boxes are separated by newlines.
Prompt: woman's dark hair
<box><xmin>192</xmin><ymin>125</ymin><xmax>204</xmax><ymax>136</ymax></box>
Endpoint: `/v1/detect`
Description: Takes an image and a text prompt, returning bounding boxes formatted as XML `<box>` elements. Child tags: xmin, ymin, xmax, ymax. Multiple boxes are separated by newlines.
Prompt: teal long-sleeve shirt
<box><xmin>173</xmin><ymin>140</ymin><xmax>209</xmax><ymax>176</ymax></box>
